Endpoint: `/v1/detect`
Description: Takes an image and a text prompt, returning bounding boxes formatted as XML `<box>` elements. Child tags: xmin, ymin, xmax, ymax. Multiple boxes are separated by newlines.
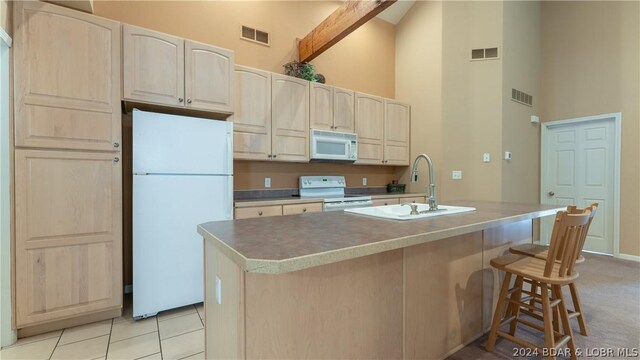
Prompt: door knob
<box><xmin>548</xmin><ymin>191</ymin><xmax>555</xmax><ymax>196</ymax></box>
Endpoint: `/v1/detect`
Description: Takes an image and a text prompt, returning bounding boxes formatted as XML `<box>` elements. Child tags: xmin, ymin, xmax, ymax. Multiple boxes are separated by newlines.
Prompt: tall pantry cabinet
<box><xmin>13</xmin><ymin>2</ymin><xmax>122</xmax><ymax>330</ymax></box>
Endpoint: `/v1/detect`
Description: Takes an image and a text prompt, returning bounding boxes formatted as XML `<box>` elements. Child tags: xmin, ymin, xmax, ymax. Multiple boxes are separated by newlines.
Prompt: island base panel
<box><xmin>204</xmin><ymin>240</ymin><xmax>245</xmax><ymax>360</ymax></box>
<box><xmin>245</xmin><ymin>249</ymin><xmax>404</xmax><ymax>359</ymax></box>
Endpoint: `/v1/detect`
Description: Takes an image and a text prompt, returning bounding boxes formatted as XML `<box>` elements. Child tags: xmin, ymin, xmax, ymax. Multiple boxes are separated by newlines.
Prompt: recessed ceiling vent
<box><xmin>241</xmin><ymin>25</ymin><xmax>270</xmax><ymax>46</ymax></box>
<box><xmin>470</xmin><ymin>47</ymin><xmax>499</xmax><ymax>61</ymax></box>
<box><xmin>511</xmin><ymin>88</ymin><xmax>533</xmax><ymax>107</ymax></box>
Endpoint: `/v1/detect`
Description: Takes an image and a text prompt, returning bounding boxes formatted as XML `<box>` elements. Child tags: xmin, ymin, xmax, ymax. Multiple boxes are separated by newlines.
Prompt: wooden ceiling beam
<box><xmin>298</xmin><ymin>0</ymin><xmax>397</xmax><ymax>63</ymax></box>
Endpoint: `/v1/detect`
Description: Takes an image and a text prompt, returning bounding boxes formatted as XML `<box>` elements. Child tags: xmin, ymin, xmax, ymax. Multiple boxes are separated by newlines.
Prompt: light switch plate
<box><xmin>362</xmin><ymin>177</ymin><xmax>367</xmax><ymax>186</ymax></box>
<box><xmin>504</xmin><ymin>151</ymin><xmax>512</xmax><ymax>160</ymax></box>
<box><xmin>215</xmin><ymin>276</ymin><xmax>222</xmax><ymax>305</ymax></box>
<box><xmin>265</xmin><ymin>177</ymin><xmax>271</xmax><ymax>188</ymax></box>
<box><xmin>452</xmin><ymin>170</ymin><xmax>462</xmax><ymax>180</ymax></box>
<box><xmin>483</xmin><ymin>153</ymin><xmax>491</xmax><ymax>163</ymax></box>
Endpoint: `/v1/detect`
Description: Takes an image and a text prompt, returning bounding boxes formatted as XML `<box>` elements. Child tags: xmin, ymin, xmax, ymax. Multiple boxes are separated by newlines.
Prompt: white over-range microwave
<box><xmin>310</xmin><ymin>129</ymin><xmax>358</xmax><ymax>162</ymax></box>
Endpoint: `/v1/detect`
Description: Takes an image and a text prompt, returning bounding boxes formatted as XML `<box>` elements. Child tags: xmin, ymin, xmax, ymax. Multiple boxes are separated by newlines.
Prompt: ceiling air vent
<box><xmin>511</xmin><ymin>88</ymin><xmax>533</xmax><ymax>107</ymax></box>
<box><xmin>470</xmin><ymin>47</ymin><xmax>500</xmax><ymax>61</ymax></box>
<box><xmin>241</xmin><ymin>25</ymin><xmax>270</xmax><ymax>46</ymax></box>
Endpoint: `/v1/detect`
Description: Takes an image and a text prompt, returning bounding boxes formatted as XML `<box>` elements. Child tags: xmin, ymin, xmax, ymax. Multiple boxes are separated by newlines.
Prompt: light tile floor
<box><xmin>0</xmin><ymin>297</ymin><xmax>205</xmax><ymax>360</ymax></box>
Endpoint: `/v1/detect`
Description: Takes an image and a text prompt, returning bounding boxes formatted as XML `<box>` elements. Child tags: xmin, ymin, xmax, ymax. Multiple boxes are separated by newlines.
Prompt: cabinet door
<box><xmin>272</xmin><ymin>74</ymin><xmax>309</xmax><ymax>162</ymax></box>
<box><xmin>355</xmin><ymin>93</ymin><xmax>384</xmax><ymax>164</ymax></box>
<box><xmin>14</xmin><ymin>150</ymin><xmax>122</xmax><ymax>327</ymax></box>
<box><xmin>185</xmin><ymin>40</ymin><xmax>234</xmax><ymax>113</ymax></box>
<box><xmin>384</xmin><ymin>100</ymin><xmax>411</xmax><ymax>165</ymax></box>
<box><xmin>310</xmin><ymin>83</ymin><xmax>333</xmax><ymax>131</ymax></box>
<box><xmin>333</xmin><ymin>87</ymin><xmax>355</xmax><ymax>133</ymax></box>
<box><xmin>232</xmin><ymin>66</ymin><xmax>272</xmax><ymax>161</ymax></box>
<box><xmin>13</xmin><ymin>2</ymin><xmax>121</xmax><ymax>151</ymax></box>
<box><xmin>123</xmin><ymin>24</ymin><xmax>184</xmax><ymax>107</ymax></box>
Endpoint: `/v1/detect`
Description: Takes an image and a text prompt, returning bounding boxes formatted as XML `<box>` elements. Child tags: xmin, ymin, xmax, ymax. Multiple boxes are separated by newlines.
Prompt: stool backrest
<box><xmin>544</xmin><ymin>209</ymin><xmax>592</xmax><ymax>278</ymax></box>
<box><xmin>553</xmin><ymin>203</ymin><xmax>598</xmax><ymax>264</ymax></box>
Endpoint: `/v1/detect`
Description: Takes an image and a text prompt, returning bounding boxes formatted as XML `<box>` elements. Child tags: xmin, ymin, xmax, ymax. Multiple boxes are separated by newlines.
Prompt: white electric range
<box><xmin>299</xmin><ymin>176</ymin><xmax>372</xmax><ymax>212</ymax></box>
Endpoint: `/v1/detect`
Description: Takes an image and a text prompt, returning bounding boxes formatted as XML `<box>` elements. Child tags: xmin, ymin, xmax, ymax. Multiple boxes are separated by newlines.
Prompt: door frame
<box><xmin>0</xmin><ymin>25</ymin><xmax>15</xmax><ymax>347</ymax></box>
<box><xmin>540</xmin><ymin>112</ymin><xmax>621</xmax><ymax>257</ymax></box>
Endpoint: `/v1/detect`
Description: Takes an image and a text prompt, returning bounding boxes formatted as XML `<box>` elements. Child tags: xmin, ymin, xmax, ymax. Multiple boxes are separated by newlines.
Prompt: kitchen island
<box><xmin>197</xmin><ymin>201</ymin><xmax>562</xmax><ymax>359</ymax></box>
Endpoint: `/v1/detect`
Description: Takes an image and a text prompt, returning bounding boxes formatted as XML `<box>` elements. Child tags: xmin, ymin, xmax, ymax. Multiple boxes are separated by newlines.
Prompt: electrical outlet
<box><xmin>362</xmin><ymin>177</ymin><xmax>367</xmax><ymax>186</ymax></box>
<box><xmin>452</xmin><ymin>170</ymin><xmax>462</xmax><ymax>180</ymax></box>
<box><xmin>483</xmin><ymin>153</ymin><xmax>491</xmax><ymax>163</ymax></box>
<box><xmin>265</xmin><ymin>177</ymin><xmax>271</xmax><ymax>188</ymax></box>
<box><xmin>215</xmin><ymin>276</ymin><xmax>222</xmax><ymax>305</ymax></box>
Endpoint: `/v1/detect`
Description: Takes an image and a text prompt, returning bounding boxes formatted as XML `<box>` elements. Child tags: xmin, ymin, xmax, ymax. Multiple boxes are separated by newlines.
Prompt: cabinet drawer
<box><xmin>283</xmin><ymin>203</ymin><xmax>323</xmax><ymax>215</ymax></box>
<box><xmin>371</xmin><ymin>198</ymin><xmax>400</xmax><ymax>207</ymax></box>
<box><xmin>235</xmin><ymin>205</ymin><xmax>282</xmax><ymax>219</ymax></box>
<box><xmin>401</xmin><ymin>196</ymin><xmax>426</xmax><ymax>204</ymax></box>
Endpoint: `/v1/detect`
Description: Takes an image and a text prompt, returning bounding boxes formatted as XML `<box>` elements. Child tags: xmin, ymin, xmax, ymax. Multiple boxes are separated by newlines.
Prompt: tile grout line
<box><xmin>134</xmin><ymin>352</ymin><xmax>161</xmax><ymax>360</ymax></box>
<box><xmin>156</xmin><ymin>315</ymin><xmax>164</xmax><ymax>360</ymax></box>
<box><xmin>159</xmin><ymin>326</ymin><xmax>203</xmax><ymax>342</ymax></box>
<box><xmin>194</xmin><ymin>304</ymin><xmax>204</xmax><ymax>327</ymax></box>
<box><xmin>53</xmin><ymin>333</ymin><xmax>112</xmax><ymax>348</ymax></box>
<box><xmin>177</xmin><ymin>351</ymin><xmax>204</xmax><ymax>360</ymax></box>
<box><xmin>104</xmin><ymin>318</ymin><xmax>114</xmax><ymax>360</ymax></box>
<box><xmin>157</xmin><ymin>308</ymin><xmax>199</xmax><ymax>323</ymax></box>
<box><xmin>109</xmin><ymin>329</ymin><xmax>159</xmax><ymax>345</ymax></box>
<box><xmin>48</xmin><ymin>328</ymin><xmax>64</xmax><ymax>360</ymax></box>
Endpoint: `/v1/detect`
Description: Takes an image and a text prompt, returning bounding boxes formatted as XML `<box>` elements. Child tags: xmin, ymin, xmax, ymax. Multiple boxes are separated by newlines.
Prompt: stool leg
<box><xmin>541</xmin><ymin>282</ymin><xmax>556</xmax><ymax>360</ymax></box>
<box><xmin>509</xmin><ymin>275</ymin><xmax>524</xmax><ymax>336</ymax></box>
<box><xmin>486</xmin><ymin>272</ymin><xmax>513</xmax><ymax>352</ymax></box>
<box><xmin>554</xmin><ymin>285</ymin><xmax>577</xmax><ymax>360</ymax></box>
<box><xmin>569</xmin><ymin>282</ymin><xmax>588</xmax><ymax>336</ymax></box>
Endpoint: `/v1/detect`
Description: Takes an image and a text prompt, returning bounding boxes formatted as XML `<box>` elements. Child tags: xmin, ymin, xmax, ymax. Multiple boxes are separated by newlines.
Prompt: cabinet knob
<box><xmin>113</xmin><ymin>142</ymin><xmax>120</xmax><ymax>148</ymax></box>
<box><xmin>303</xmin><ymin>208</ymin><xmax>307</xmax><ymax>212</ymax></box>
<box><xmin>258</xmin><ymin>211</ymin><xmax>263</xmax><ymax>216</ymax></box>
<box><xmin>178</xmin><ymin>98</ymin><xmax>184</xmax><ymax>103</ymax></box>
<box><xmin>113</xmin><ymin>157</ymin><xmax>120</xmax><ymax>163</ymax></box>
<box><xmin>187</xmin><ymin>99</ymin><xmax>192</xmax><ymax>104</ymax></box>
<box><xmin>384</xmin><ymin>202</ymin><xmax>388</xmax><ymax>206</ymax></box>
<box><xmin>548</xmin><ymin>191</ymin><xmax>555</xmax><ymax>197</ymax></box>
<box><xmin>272</xmin><ymin>154</ymin><xmax>277</xmax><ymax>158</ymax></box>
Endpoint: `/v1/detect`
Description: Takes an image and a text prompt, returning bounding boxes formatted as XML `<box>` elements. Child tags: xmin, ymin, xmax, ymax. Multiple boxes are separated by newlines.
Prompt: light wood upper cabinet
<box><xmin>13</xmin><ymin>1</ymin><xmax>121</xmax><ymax>151</ymax></box>
<box><xmin>355</xmin><ymin>92</ymin><xmax>384</xmax><ymax>164</ymax></box>
<box><xmin>271</xmin><ymin>74</ymin><xmax>309</xmax><ymax>162</ymax></box>
<box><xmin>123</xmin><ymin>25</ymin><xmax>234</xmax><ymax>114</ymax></box>
<box><xmin>384</xmin><ymin>100</ymin><xmax>411</xmax><ymax>165</ymax></box>
<box><xmin>14</xmin><ymin>149</ymin><xmax>122</xmax><ymax>327</ymax></box>
<box><xmin>184</xmin><ymin>40</ymin><xmax>234</xmax><ymax>113</ymax></box>
<box><xmin>232</xmin><ymin>65</ymin><xmax>272</xmax><ymax>160</ymax></box>
<box><xmin>310</xmin><ymin>83</ymin><xmax>334</xmax><ymax>131</ymax></box>
<box><xmin>123</xmin><ymin>24</ymin><xmax>185</xmax><ymax>107</ymax></box>
<box><xmin>333</xmin><ymin>87</ymin><xmax>355</xmax><ymax>133</ymax></box>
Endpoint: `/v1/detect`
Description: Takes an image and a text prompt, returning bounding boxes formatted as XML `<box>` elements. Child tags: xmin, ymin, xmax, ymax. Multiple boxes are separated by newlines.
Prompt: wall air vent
<box><xmin>241</xmin><ymin>25</ymin><xmax>270</xmax><ymax>46</ymax></box>
<box><xmin>470</xmin><ymin>47</ymin><xmax>500</xmax><ymax>61</ymax></box>
<box><xmin>511</xmin><ymin>88</ymin><xmax>533</xmax><ymax>107</ymax></box>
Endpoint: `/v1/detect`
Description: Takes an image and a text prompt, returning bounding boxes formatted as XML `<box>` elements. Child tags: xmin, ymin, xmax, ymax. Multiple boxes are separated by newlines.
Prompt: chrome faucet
<box><xmin>411</xmin><ymin>154</ymin><xmax>438</xmax><ymax>211</ymax></box>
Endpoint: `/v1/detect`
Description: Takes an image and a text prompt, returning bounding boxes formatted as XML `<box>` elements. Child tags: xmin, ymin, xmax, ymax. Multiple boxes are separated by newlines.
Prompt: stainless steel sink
<box><xmin>344</xmin><ymin>203</ymin><xmax>476</xmax><ymax>220</ymax></box>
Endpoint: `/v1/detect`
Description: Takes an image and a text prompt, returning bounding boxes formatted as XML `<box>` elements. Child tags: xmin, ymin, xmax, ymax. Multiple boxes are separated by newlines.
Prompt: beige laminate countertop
<box><xmin>234</xmin><ymin>192</ymin><xmax>426</xmax><ymax>208</ymax></box>
<box><xmin>198</xmin><ymin>201</ymin><xmax>562</xmax><ymax>274</ymax></box>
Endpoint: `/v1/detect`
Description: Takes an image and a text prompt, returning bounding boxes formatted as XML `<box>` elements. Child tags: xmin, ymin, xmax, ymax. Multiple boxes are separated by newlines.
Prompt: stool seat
<box><xmin>510</xmin><ymin>244</ymin><xmax>586</xmax><ymax>264</ymax></box>
<box><xmin>489</xmin><ymin>254</ymin><xmax>527</xmax><ymax>270</ymax></box>
<box><xmin>504</xmin><ymin>256</ymin><xmax>579</xmax><ymax>286</ymax></box>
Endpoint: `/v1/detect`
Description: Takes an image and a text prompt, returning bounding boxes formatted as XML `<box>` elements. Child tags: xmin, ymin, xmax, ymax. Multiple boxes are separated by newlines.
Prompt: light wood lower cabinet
<box><xmin>14</xmin><ymin>149</ymin><xmax>123</xmax><ymax>327</ymax></box>
<box><xmin>235</xmin><ymin>205</ymin><xmax>283</xmax><ymax>219</ymax></box>
<box><xmin>282</xmin><ymin>203</ymin><xmax>323</xmax><ymax>215</ymax></box>
<box><xmin>235</xmin><ymin>202</ymin><xmax>323</xmax><ymax>219</ymax></box>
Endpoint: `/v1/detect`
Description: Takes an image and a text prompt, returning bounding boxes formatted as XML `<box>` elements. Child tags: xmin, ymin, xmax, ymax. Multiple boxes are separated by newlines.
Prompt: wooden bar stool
<box><xmin>510</xmin><ymin>203</ymin><xmax>597</xmax><ymax>336</ymax></box>
<box><xmin>486</xmin><ymin>209</ymin><xmax>592</xmax><ymax>360</ymax></box>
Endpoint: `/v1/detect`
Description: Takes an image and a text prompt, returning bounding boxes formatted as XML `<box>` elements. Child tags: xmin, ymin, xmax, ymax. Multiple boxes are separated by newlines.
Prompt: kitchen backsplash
<box><xmin>234</xmin><ymin>161</ymin><xmax>405</xmax><ymax>190</ymax></box>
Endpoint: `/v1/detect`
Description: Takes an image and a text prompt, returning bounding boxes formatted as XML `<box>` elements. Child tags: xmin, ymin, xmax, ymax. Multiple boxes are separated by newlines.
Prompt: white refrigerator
<box><xmin>132</xmin><ymin>109</ymin><xmax>233</xmax><ymax>319</ymax></box>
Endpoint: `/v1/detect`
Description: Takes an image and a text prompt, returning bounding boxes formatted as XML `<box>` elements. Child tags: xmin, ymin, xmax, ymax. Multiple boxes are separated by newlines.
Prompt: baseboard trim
<box><xmin>617</xmin><ymin>253</ymin><xmax>640</xmax><ymax>262</ymax></box>
<box><xmin>124</xmin><ymin>285</ymin><xmax>133</xmax><ymax>294</ymax></box>
<box><xmin>17</xmin><ymin>308</ymin><xmax>122</xmax><ymax>338</ymax></box>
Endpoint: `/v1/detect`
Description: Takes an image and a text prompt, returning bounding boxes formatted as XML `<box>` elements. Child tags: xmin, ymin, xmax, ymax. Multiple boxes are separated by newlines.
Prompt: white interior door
<box><xmin>541</xmin><ymin>116</ymin><xmax>617</xmax><ymax>254</ymax></box>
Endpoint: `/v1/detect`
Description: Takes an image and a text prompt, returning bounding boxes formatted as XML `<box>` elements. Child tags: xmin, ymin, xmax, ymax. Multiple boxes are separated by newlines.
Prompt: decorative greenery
<box><xmin>283</xmin><ymin>61</ymin><xmax>326</xmax><ymax>83</ymax></box>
